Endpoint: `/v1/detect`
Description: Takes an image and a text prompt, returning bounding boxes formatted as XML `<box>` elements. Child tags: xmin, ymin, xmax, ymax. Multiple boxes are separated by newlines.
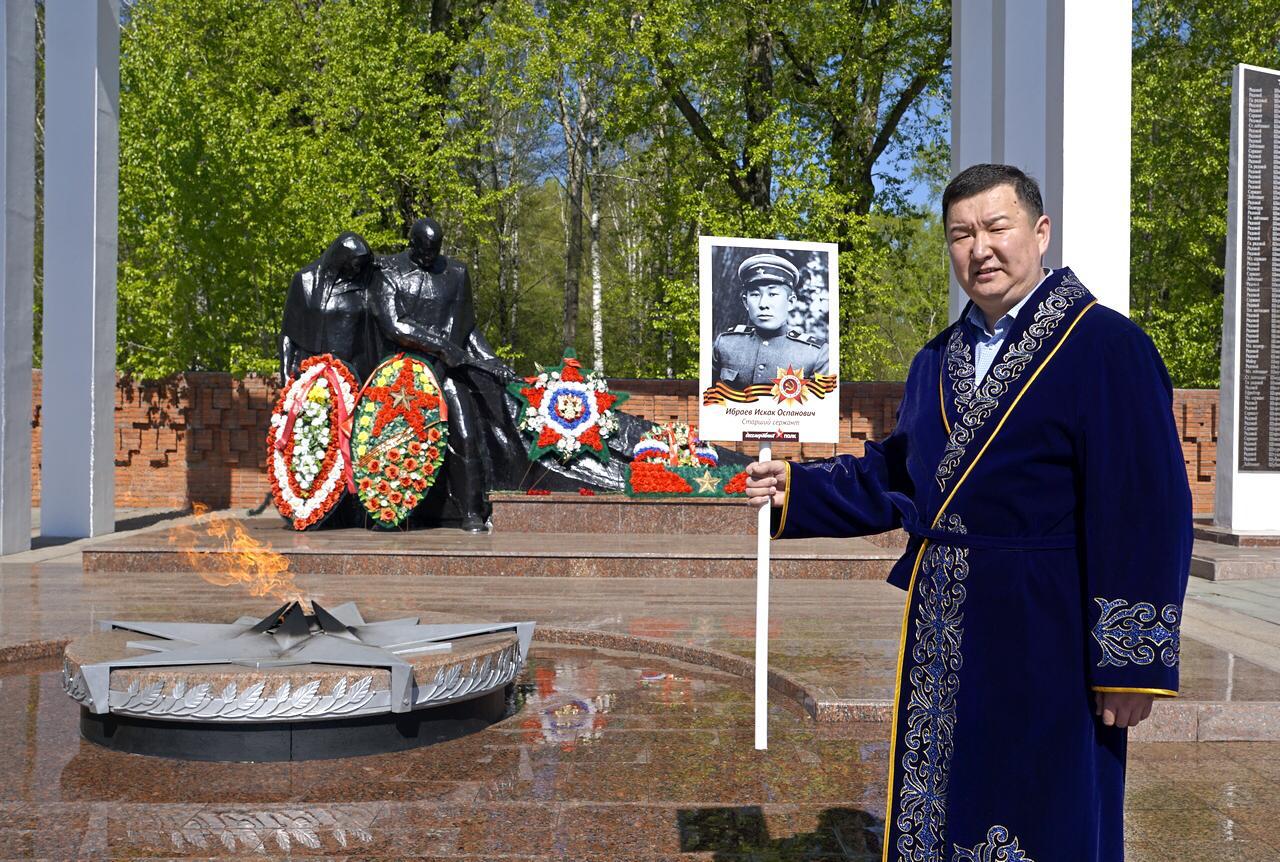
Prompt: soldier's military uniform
<box><xmin>712</xmin><ymin>252</ymin><xmax>829</xmax><ymax>387</ymax></box>
<box><xmin>712</xmin><ymin>326</ymin><xmax>829</xmax><ymax>387</ymax></box>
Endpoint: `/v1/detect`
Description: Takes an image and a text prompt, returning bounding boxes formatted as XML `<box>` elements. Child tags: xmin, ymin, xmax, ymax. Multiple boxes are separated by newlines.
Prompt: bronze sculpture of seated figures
<box><xmin>279</xmin><ymin>218</ymin><xmax>745</xmax><ymax>532</ymax></box>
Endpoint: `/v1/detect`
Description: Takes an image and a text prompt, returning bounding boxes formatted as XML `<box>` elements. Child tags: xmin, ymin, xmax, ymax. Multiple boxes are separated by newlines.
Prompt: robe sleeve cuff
<box><xmin>1087</xmin><ymin>595</ymin><xmax>1182</xmax><ymax>696</ymax></box>
<box><xmin>770</xmin><ymin>461</ymin><xmax>793</xmax><ymax>540</ymax></box>
<box><xmin>1091</xmin><ymin>685</ymin><xmax>1178</xmax><ymax>698</ymax></box>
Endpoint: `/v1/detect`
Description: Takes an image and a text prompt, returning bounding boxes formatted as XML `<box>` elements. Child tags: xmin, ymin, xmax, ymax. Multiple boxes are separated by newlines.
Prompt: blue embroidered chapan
<box><xmin>773</xmin><ymin>269</ymin><xmax>1192</xmax><ymax>862</ymax></box>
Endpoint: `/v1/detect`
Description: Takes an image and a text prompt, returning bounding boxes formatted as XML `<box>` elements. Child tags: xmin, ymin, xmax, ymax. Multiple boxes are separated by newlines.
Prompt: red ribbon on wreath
<box><xmin>274</xmin><ymin>364</ymin><xmax>356</xmax><ymax>493</ymax></box>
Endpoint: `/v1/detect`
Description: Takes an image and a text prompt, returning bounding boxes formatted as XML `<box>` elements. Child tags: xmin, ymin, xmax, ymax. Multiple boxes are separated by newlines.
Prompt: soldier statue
<box><xmin>369</xmin><ymin>218</ymin><xmax>512</xmax><ymax>532</ymax></box>
<box><xmin>711</xmin><ymin>253</ymin><xmax>828</xmax><ymax>388</ymax></box>
<box><xmin>279</xmin><ymin>231</ymin><xmax>379</xmax><ymax>385</ymax></box>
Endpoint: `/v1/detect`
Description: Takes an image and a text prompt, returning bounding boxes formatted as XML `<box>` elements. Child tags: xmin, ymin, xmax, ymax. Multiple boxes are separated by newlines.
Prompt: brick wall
<box><xmin>27</xmin><ymin>373</ymin><xmax>1221</xmax><ymax>515</ymax></box>
<box><xmin>31</xmin><ymin>370</ymin><xmax>280</xmax><ymax>511</ymax></box>
<box><xmin>1173</xmin><ymin>388</ymin><xmax>1218</xmax><ymax>516</ymax></box>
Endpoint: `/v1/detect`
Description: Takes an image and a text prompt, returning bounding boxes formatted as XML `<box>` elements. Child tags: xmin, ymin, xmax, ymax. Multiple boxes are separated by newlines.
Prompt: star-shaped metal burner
<box><xmin>78</xmin><ymin>601</ymin><xmax>534</xmax><ymax>716</ymax></box>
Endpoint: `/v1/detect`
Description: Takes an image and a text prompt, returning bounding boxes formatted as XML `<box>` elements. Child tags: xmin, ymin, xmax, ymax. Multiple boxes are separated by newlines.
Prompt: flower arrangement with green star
<box><xmin>507</xmin><ymin>349</ymin><xmax>627</xmax><ymax>464</ymax></box>
<box><xmin>625</xmin><ymin>421</ymin><xmax>748</xmax><ymax>498</ymax></box>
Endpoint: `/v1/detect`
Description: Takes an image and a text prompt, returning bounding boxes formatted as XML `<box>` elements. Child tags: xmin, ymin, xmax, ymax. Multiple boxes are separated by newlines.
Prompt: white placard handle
<box><xmin>755</xmin><ymin>443</ymin><xmax>772</xmax><ymax>750</ymax></box>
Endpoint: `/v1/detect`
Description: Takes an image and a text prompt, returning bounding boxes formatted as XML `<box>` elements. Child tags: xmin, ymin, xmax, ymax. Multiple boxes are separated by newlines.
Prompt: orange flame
<box><xmin>171</xmin><ymin>503</ymin><xmax>306</xmax><ymax>608</ymax></box>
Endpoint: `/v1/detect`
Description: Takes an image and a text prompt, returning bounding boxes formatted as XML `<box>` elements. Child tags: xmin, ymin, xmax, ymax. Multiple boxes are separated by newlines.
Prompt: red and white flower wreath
<box><xmin>266</xmin><ymin>355</ymin><xmax>359</xmax><ymax>530</ymax></box>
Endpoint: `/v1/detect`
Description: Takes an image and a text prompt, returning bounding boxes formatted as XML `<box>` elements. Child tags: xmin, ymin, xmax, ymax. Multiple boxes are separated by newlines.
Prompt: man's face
<box><xmin>946</xmin><ymin>184</ymin><xmax>1051</xmax><ymax>313</ymax></box>
<box><xmin>741</xmin><ymin>285</ymin><xmax>794</xmax><ymax>332</ymax></box>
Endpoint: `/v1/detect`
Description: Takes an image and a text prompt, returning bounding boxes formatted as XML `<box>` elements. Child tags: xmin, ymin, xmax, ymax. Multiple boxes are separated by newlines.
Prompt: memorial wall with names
<box><xmin>1239</xmin><ymin>67</ymin><xmax>1280</xmax><ymax>471</ymax></box>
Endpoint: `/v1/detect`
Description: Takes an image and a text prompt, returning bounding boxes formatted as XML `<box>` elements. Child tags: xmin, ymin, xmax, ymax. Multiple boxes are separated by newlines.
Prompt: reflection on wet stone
<box><xmin>0</xmin><ymin>646</ymin><xmax>1278</xmax><ymax>859</ymax></box>
<box><xmin>677</xmin><ymin>805</ymin><xmax>882</xmax><ymax>860</ymax></box>
<box><xmin>0</xmin><ymin>647</ymin><xmax>884</xmax><ymax>859</ymax></box>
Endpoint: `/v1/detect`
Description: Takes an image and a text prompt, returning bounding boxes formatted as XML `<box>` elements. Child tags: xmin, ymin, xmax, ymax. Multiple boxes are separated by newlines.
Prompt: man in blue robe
<box><xmin>745</xmin><ymin>164</ymin><xmax>1191</xmax><ymax>862</ymax></box>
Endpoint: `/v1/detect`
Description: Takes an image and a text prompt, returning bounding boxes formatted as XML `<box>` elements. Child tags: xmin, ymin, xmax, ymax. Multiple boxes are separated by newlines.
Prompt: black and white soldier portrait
<box><xmin>709</xmin><ymin>248</ymin><xmax>831</xmax><ymax>388</ymax></box>
<box><xmin>699</xmin><ymin>236</ymin><xmax>839</xmax><ymax>444</ymax></box>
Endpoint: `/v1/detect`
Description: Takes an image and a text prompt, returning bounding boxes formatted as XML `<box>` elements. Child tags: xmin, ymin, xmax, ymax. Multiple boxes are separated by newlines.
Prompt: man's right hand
<box><xmin>744</xmin><ymin>460</ymin><xmax>788</xmax><ymax>509</ymax></box>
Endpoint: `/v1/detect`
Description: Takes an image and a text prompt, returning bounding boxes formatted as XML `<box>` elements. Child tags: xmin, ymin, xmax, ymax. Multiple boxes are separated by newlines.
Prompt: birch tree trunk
<box><xmin>558</xmin><ymin>81</ymin><xmax>589</xmax><ymax>350</ymax></box>
<box><xmin>588</xmin><ymin>127</ymin><xmax>604</xmax><ymax>373</ymax></box>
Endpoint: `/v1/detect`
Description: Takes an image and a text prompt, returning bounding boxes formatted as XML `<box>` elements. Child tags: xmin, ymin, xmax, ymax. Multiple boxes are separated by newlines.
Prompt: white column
<box><xmin>41</xmin><ymin>0</ymin><xmax>118</xmax><ymax>538</ymax></box>
<box><xmin>951</xmin><ymin>0</ymin><xmax>1131</xmax><ymax>320</ymax></box>
<box><xmin>0</xmin><ymin>0</ymin><xmax>34</xmax><ymax>554</ymax></box>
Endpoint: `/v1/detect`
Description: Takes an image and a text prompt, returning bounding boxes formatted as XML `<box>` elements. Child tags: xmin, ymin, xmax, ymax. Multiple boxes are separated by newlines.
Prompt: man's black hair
<box><xmin>942</xmin><ymin>164</ymin><xmax>1044</xmax><ymax>222</ymax></box>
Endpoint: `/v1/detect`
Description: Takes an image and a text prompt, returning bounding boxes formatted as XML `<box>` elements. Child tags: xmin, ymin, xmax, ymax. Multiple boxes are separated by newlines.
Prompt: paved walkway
<box><xmin>1186</xmin><ymin>577</ymin><xmax>1280</xmax><ymax>669</ymax></box>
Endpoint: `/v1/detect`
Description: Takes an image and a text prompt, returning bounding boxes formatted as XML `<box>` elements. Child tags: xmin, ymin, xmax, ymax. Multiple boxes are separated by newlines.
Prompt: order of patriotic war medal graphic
<box><xmin>698</xmin><ymin>237</ymin><xmax>839</xmax><ymax>444</ymax></box>
<box><xmin>507</xmin><ymin>348</ymin><xmax>627</xmax><ymax>465</ymax></box>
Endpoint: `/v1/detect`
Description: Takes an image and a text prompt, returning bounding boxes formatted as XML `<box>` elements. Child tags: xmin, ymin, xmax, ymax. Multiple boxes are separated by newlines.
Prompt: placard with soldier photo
<box><xmin>698</xmin><ymin>236</ymin><xmax>839</xmax><ymax>444</ymax></box>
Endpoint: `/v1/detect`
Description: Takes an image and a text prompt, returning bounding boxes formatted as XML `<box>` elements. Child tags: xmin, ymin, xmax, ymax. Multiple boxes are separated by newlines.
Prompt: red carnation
<box><xmin>580</xmin><ymin>426</ymin><xmax>603</xmax><ymax>451</ymax></box>
<box><xmin>537</xmin><ymin>425</ymin><xmax>560</xmax><ymax>448</ymax></box>
<box><xmin>560</xmin><ymin>361</ymin><xmax>584</xmax><ymax>383</ymax></box>
<box><xmin>629</xmin><ymin>462</ymin><xmax>692</xmax><ymax>493</ymax></box>
<box><xmin>724</xmin><ymin>471</ymin><xmax>748</xmax><ymax>494</ymax></box>
<box><xmin>521</xmin><ymin>386</ymin><xmax>545</xmax><ymax>409</ymax></box>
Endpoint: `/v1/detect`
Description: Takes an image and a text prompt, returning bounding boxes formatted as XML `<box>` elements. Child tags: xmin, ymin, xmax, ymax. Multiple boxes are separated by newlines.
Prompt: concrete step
<box><xmin>490</xmin><ymin>491</ymin><xmax>908</xmax><ymax>547</ymax></box>
<box><xmin>81</xmin><ymin>514</ymin><xmax>901</xmax><ymax>579</ymax></box>
<box><xmin>1194</xmin><ymin>522</ymin><xmax>1280</xmax><ymax>548</ymax></box>
<box><xmin>490</xmin><ymin>492</ymin><xmax>758</xmax><ymax>534</ymax></box>
<box><xmin>1191</xmin><ymin>539</ymin><xmax>1280</xmax><ymax>581</ymax></box>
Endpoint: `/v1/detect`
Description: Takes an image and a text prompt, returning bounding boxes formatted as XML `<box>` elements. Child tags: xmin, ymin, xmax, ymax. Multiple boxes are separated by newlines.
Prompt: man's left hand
<box><xmin>1094</xmin><ymin>691</ymin><xmax>1155</xmax><ymax>729</ymax></box>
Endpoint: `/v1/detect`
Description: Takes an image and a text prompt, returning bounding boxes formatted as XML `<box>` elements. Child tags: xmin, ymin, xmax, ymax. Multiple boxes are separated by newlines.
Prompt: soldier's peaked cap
<box><xmin>738</xmin><ymin>253</ymin><xmax>800</xmax><ymax>292</ymax></box>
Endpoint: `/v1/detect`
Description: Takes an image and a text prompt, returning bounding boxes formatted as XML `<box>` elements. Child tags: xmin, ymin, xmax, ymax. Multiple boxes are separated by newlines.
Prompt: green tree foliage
<box><xmin>1132</xmin><ymin>1</ymin><xmax>1280</xmax><ymax>387</ymax></box>
<box><xmin>615</xmin><ymin>0</ymin><xmax>952</xmax><ymax>378</ymax></box>
<box><xmin>117</xmin><ymin>0</ymin><xmax>951</xmax><ymax>381</ymax></box>
<box><xmin>119</xmin><ymin>0</ymin><xmax>505</xmax><ymax>375</ymax></box>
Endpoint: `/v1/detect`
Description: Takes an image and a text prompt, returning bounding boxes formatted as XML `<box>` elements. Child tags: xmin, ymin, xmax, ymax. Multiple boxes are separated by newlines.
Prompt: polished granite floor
<box><xmin>3</xmin><ymin>556</ymin><xmax>1280</xmax><ymax>709</ymax></box>
<box><xmin>2</xmin><ymin>647</ymin><xmax>1278</xmax><ymax>861</ymax></box>
<box><xmin>3</xmin><ymin>510</ymin><xmax>1280</xmax><ymax>858</ymax></box>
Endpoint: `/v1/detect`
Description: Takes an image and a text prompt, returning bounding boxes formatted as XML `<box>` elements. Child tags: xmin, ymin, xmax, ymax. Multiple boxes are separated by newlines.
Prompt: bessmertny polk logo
<box><xmin>771</xmin><ymin>365</ymin><xmax>807</xmax><ymax>406</ymax></box>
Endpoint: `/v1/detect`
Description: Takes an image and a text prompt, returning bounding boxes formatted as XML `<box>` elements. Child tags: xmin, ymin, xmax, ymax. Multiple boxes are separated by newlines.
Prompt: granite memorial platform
<box><xmin>80</xmin><ymin>494</ymin><xmax>905</xmax><ymax>580</ymax></box>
